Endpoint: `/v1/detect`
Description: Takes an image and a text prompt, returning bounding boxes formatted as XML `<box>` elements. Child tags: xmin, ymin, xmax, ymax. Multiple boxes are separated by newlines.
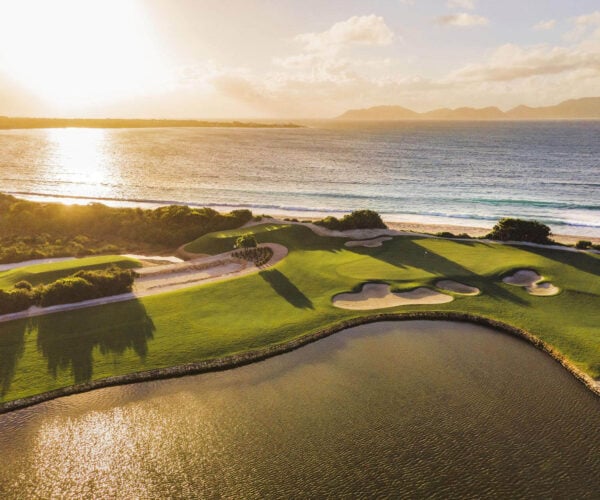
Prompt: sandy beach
<box><xmin>273</xmin><ymin>214</ymin><xmax>599</xmax><ymax>246</ymax></box>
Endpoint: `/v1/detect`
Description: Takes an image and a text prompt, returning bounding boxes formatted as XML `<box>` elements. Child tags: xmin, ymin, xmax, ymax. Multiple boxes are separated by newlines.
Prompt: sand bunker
<box><xmin>345</xmin><ymin>236</ymin><xmax>392</xmax><ymax>248</ymax></box>
<box><xmin>503</xmin><ymin>270</ymin><xmax>560</xmax><ymax>296</ymax></box>
<box><xmin>436</xmin><ymin>280</ymin><xmax>480</xmax><ymax>295</ymax></box>
<box><xmin>333</xmin><ymin>283</ymin><xmax>453</xmax><ymax>310</ymax></box>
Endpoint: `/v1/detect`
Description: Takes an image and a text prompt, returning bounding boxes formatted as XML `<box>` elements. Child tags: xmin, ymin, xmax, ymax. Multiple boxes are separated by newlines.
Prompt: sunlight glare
<box><xmin>44</xmin><ymin>128</ymin><xmax>116</xmax><ymax>199</ymax></box>
<box><xmin>0</xmin><ymin>0</ymin><xmax>168</xmax><ymax>110</ymax></box>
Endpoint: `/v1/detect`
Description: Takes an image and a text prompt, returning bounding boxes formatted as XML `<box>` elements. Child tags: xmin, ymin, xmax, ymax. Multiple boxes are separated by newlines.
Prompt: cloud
<box><xmin>437</xmin><ymin>13</ymin><xmax>489</xmax><ymax>27</ymax></box>
<box><xmin>446</xmin><ymin>0</ymin><xmax>476</xmax><ymax>10</ymax></box>
<box><xmin>295</xmin><ymin>15</ymin><xmax>394</xmax><ymax>53</ymax></box>
<box><xmin>565</xmin><ymin>10</ymin><xmax>600</xmax><ymax>40</ymax></box>
<box><xmin>532</xmin><ymin>19</ymin><xmax>556</xmax><ymax>31</ymax></box>
<box><xmin>446</xmin><ymin>43</ymin><xmax>600</xmax><ymax>82</ymax></box>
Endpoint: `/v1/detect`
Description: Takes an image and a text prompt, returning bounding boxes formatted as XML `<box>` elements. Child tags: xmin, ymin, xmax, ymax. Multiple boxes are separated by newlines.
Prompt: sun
<box><xmin>0</xmin><ymin>0</ymin><xmax>169</xmax><ymax>111</ymax></box>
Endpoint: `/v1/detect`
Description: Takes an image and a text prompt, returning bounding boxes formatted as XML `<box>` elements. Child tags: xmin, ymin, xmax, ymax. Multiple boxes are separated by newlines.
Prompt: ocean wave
<box><xmin>5</xmin><ymin>190</ymin><xmax>600</xmax><ymax>230</ymax></box>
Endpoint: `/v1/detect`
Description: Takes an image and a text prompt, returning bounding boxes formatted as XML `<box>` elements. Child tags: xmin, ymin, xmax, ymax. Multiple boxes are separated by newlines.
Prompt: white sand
<box><xmin>333</xmin><ymin>283</ymin><xmax>453</xmax><ymax>310</ymax></box>
<box><xmin>121</xmin><ymin>254</ymin><xmax>184</xmax><ymax>264</ymax></box>
<box><xmin>527</xmin><ymin>282</ymin><xmax>561</xmax><ymax>296</ymax></box>
<box><xmin>503</xmin><ymin>270</ymin><xmax>542</xmax><ymax>286</ymax></box>
<box><xmin>436</xmin><ymin>280</ymin><xmax>480</xmax><ymax>295</ymax></box>
<box><xmin>344</xmin><ymin>236</ymin><xmax>392</xmax><ymax>248</ymax></box>
<box><xmin>503</xmin><ymin>269</ymin><xmax>560</xmax><ymax>296</ymax></box>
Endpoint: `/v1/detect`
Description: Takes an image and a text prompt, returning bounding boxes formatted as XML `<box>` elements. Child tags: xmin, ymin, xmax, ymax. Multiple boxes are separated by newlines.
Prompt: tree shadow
<box><xmin>34</xmin><ymin>300</ymin><xmax>155</xmax><ymax>385</ymax></box>
<box><xmin>259</xmin><ymin>269</ymin><xmax>314</xmax><ymax>309</ymax></box>
<box><xmin>516</xmin><ymin>246</ymin><xmax>600</xmax><ymax>278</ymax></box>
<box><xmin>0</xmin><ymin>320</ymin><xmax>27</xmax><ymax>399</ymax></box>
<box><xmin>349</xmin><ymin>237</ymin><xmax>527</xmax><ymax>306</ymax></box>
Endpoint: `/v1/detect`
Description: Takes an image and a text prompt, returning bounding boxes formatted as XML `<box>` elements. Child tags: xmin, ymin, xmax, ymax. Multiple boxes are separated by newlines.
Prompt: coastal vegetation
<box><xmin>0</xmin><ymin>116</ymin><xmax>301</xmax><ymax>129</ymax></box>
<box><xmin>486</xmin><ymin>218</ymin><xmax>552</xmax><ymax>244</ymax></box>
<box><xmin>315</xmin><ymin>209</ymin><xmax>387</xmax><ymax>230</ymax></box>
<box><xmin>1</xmin><ymin>222</ymin><xmax>599</xmax><ymax>407</ymax></box>
<box><xmin>0</xmin><ymin>266</ymin><xmax>136</xmax><ymax>314</ymax></box>
<box><xmin>0</xmin><ymin>194</ymin><xmax>252</xmax><ymax>263</ymax></box>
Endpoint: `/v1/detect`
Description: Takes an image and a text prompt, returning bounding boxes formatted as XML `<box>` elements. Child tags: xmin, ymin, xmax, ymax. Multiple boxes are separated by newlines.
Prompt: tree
<box><xmin>316</xmin><ymin>210</ymin><xmax>387</xmax><ymax>230</ymax></box>
<box><xmin>486</xmin><ymin>218</ymin><xmax>552</xmax><ymax>244</ymax></box>
<box><xmin>234</xmin><ymin>233</ymin><xmax>258</xmax><ymax>249</ymax></box>
<box><xmin>575</xmin><ymin>240</ymin><xmax>592</xmax><ymax>250</ymax></box>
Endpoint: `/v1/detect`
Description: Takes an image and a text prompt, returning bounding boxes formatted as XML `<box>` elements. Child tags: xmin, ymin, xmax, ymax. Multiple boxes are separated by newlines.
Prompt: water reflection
<box><xmin>1</xmin><ymin>322</ymin><xmax>599</xmax><ymax>498</ymax></box>
<box><xmin>33</xmin><ymin>300</ymin><xmax>155</xmax><ymax>384</ymax></box>
<box><xmin>43</xmin><ymin>128</ymin><xmax>120</xmax><ymax>200</ymax></box>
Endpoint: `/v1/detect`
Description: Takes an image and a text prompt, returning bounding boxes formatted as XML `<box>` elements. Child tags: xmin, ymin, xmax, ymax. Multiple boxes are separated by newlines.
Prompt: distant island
<box><xmin>336</xmin><ymin>97</ymin><xmax>600</xmax><ymax>121</ymax></box>
<box><xmin>0</xmin><ymin>117</ymin><xmax>301</xmax><ymax>130</ymax></box>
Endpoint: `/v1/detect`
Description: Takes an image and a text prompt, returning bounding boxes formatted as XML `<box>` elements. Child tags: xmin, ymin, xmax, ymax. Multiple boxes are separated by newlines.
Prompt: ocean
<box><xmin>0</xmin><ymin>121</ymin><xmax>598</xmax><ymax>237</ymax></box>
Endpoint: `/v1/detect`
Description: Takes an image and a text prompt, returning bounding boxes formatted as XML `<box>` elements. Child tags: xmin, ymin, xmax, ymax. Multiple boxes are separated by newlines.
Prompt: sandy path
<box><xmin>333</xmin><ymin>283</ymin><xmax>453</xmax><ymax>310</ymax></box>
<box><xmin>0</xmin><ymin>243</ymin><xmax>288</xmax><ymax>324</ymax></box>
<box><xmin>344</xmin><ymin>236</ymin><xmax>392</xmax><ymax>248</ymax></box>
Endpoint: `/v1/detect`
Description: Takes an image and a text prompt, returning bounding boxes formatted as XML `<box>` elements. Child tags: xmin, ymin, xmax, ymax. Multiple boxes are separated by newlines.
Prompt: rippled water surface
<box><xmin>0</xmin><ymin>321</ymin><xmax>599</xmax><ymax>498</ymax></box>
<box><xmin>1</xmin><ymin>122</ymin><xmax>599</xmax><ymax>236</ymax></box>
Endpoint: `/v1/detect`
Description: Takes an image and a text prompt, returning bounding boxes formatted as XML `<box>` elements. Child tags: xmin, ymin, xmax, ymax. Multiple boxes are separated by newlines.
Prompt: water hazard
<box><xmin>0</xmin><ymin>321</ymin><xmax>598</xmax><ymax>498</ymax></box>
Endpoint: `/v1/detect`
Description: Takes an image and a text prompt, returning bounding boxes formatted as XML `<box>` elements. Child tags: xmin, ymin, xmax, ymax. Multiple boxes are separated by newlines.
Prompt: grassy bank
<box><xmin>1</xmin><ymin>224</ymin><xmax>599</xmax><ymax>405</ymax></box>
<box><xmin>0</xmin><ymin>255</ymin><xmax>140</xmax><ymax>289</ymax></box>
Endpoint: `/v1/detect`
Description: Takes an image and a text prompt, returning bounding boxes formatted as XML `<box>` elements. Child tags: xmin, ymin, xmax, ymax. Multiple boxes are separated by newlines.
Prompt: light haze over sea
<box><xmin>1</xmin><ymin>121</ymin><xmax>599</xmax><ymax>237</ymax></box>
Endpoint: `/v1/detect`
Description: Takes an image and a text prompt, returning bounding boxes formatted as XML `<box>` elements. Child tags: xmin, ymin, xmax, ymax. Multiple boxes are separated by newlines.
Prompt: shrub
<box><xmin>39</xmin><ymin>277</ymin><xmax>99</xmax><ymax>307</ymax></box>
<box><xmin>14</xmin><ymin>280</ymin><xmax>33</xmax><ymax>290</ymax></box>
<box><xmin>436</xmin><ymin>231</ymin><xmax>455</xmax><ymax>238</ymax></box>
<box><xmin>316</xmin><ymin>210</ymin><xmax>387</xmax><ymax>231</ymax></box>
<box><xmin>73</xmin><ymin>267</ymin><xmax>136</xmax><ymax>296</ymax></box>
<box><xmin>0</xmin><ymin>288</ymin><xmax>35</xmax><ymax>314</ymax></box>
<box><xmin>575</xmin><ymin>240</ymin><xmax>592</xmax><ymax>250</ymax></box>
<box><xmin>486</xmin><ymin>218</ymin><xmax>552</xmax><ymax>244</ymax></box>
<box><xmin>234</xmin><ymin>233</ymin><xmax>258</xmax><ymax>249</ymax></box>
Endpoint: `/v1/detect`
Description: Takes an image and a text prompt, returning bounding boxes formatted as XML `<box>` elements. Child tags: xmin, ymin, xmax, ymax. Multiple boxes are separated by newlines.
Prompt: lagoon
<box><xmin>0</xmin><ymin>321</ymin><xmax>598</xmax><ymax>498</ymax></box>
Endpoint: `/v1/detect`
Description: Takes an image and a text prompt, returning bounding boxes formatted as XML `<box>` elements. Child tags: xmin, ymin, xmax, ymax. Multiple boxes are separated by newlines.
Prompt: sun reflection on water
<box><xmin>44</xmin><ymin>128</ymin><xmax>120</xmax><ymax>201</ymax></box>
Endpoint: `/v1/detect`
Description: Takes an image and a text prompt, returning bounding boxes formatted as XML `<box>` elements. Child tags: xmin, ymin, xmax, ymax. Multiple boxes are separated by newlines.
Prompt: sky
<box><xmin>0</xmin><ymin>0</ymin><xmax>599</xmax><ymax>118</ymax></box>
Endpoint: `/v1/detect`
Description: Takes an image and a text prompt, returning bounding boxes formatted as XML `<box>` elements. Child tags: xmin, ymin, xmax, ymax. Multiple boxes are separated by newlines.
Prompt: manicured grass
<box><xmin>0</xmin><ymin>255</ymin><xmax>140</xmax><ymax>289</ymax></box>
<box><xmin>1</xmin><ymin>224</ymin><xmax>599</xmax><ymax>404</ymax></box>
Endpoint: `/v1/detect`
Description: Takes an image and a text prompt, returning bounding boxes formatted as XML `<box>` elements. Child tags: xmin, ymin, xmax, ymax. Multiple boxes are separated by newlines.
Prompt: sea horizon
<box><xmin>1</xmin><ymin>120</ymin><xmax>599</xmax><ymax>238</ymax></box>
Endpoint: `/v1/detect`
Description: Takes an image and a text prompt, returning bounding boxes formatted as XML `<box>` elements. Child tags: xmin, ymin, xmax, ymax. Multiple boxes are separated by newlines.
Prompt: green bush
<box><xmin>0</xmin><ymin>266</ymin><xmax>138</xmax><ymax>314</ymax></box>
<box><xmin>235</xmin><ymin>234</ymin><xmax>258</xmax><ymax>249</ymax></box>
<box><xmin>13</xmin><ymin>280</ymin><xmax>33</xmax><ymax>290</ymax></box>
<box><xmin>316</xmin><ymin>210</ymin><xmax>387</xmax><ymax>231</ymax></box>
<box><xmin>575</xmin><ymin>240</ymin><xmax>592</xmax><ymax>250</ymax></box>
<box><xmin>39</xmin><ymin>277</ymin><xmax>99</xmax><ymax>307</ymax></box>
<box><xmin>486</xmin><ymin>218</ymin><xmax>552</xmax><ymax>244</ymax></box>
<box><xmin>0</xmin><ymin>288</ymin><xmax>35</xmax><ymax>314</ymax></box>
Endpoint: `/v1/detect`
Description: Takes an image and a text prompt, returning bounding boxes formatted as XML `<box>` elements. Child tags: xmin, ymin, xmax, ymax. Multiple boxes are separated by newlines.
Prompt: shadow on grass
<box><xmin>259</xmin><ymin>269</ymin><xmax>314</xmax><ymax>309</ymax></box>
<box><xmin>33</xmin><ymin>300</ymin><xmax>155</xmax><ymax>385</ymax></box>
<box><xmin>0</xmin><ymin>321</ymin><xmax>26</xmax><ymax>400</ymax></box>
<box><xmin>518</xmin><ymin>245</ymin><xmax>600</xmax><ymax>277</ymax></box>
<box><xmin>348</xmin><ymin>237</ymin><xmax>528</xmax><ymax>306</ymax></box>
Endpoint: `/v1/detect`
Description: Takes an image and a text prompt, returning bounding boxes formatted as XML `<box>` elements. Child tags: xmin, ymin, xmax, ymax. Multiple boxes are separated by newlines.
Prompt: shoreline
<box><xmin>1</xmin><ymin>313</ymin><xmax>598</xmax><ymax>415</ymax></box>
<box><xmin>4</xmin><ymin>192</ymin><xmax>600</xmax><ymax>243</ymax></box>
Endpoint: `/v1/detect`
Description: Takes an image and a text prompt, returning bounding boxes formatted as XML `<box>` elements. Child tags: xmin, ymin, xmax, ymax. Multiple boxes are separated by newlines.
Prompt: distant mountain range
<box><xmin>336</xmin><ymin>97</ymin><xmax>600</xmax><ymax>121</ymax></box>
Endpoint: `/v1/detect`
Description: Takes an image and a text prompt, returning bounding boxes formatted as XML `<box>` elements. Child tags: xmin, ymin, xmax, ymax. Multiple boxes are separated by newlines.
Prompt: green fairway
<box><xmin>1</xmin><ymin>224</ymin><xmax>599</xmax><ymax>404</ymax></box>
<box><xmin>0</xmin><ymin>255</ymin><xmax>140</xmax><ymax>289</ymax></box>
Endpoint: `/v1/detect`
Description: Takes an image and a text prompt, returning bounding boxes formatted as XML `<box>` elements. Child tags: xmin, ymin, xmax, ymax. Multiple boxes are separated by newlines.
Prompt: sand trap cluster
<box><xmin>503</xmin><ymin>270</ymin><xmax>560</xmax><ymax>296</ymax></box>
<box><xmin>333</xmin><ymin>283</ymin><xmax>453</xmax><ymax>310</ymax></box>
<box><xmin>436</xmin><ymin>280</ymin><xmax>480</xmax><ymax>295</ymax></box>
<box><xmin>344</xmin><ymin>236</ymin><xmax>392</xmax><ymax>248</ymax></box>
